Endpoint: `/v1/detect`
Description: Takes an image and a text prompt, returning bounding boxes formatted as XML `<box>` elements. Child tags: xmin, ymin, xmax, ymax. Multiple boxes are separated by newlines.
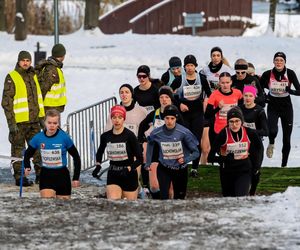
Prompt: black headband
<box><xmin>234</xmin><ymin>64</ymin><xmax>248</xmax><ymax>70</ymax></box>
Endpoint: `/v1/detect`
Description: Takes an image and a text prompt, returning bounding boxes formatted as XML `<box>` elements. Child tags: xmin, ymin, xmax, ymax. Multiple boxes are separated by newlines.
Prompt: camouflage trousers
<box><xmin>9</xmin><ymin>122</ymin><xmax>42</xmax><ymax>180</ymax></box>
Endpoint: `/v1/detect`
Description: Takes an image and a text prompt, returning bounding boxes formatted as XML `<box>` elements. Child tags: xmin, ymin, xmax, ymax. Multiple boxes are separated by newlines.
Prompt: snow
<box><xmin>0</xmin><ymin>8</ymin><xmax>300</xmax><ymax>249</ymax></box>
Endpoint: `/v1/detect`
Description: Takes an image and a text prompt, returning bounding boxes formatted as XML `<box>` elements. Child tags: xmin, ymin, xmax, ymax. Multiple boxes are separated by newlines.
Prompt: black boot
<box><xmin>15</xmin><ymin>177</ymin><xmax>33</xmax><ymax>187</ymax></box>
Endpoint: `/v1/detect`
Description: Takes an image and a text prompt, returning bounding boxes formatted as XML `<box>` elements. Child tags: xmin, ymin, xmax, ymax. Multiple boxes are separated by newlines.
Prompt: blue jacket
<box><xmin>146</xmin><ymin>123</ymin><xmax>199</xmax><ymax>169</ymax></box>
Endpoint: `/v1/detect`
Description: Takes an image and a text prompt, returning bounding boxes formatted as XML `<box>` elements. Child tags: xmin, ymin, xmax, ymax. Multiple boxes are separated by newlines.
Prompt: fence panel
<box><xmin>66</xmin><ymin>97</ymin><xmax>117</xmax><ymax>173</ymax></box>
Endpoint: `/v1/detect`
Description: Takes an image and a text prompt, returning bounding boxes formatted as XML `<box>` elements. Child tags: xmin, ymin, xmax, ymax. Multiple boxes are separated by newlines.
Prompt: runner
<box><xmin>240</xmin><ymin>85</ymin><xmax>268</xmax><ymax>195</ymax></box>
<box><xmin>92</xmin><ymin>105</ymin><xmax>143</xmax><ymax>200</ymax></box>
<box><xmin>133</xmin><ymin>65</ymin><xmax>160</xmax><ymax>114</ymax></box>
<box><xmin>232</xmin><ymin>58</ymin><xmax>265</xmax><ymax>107</ymax></box>
<box><xmin>161</xmin><ymin>56</ymin><xmax>183</xmax><ymax>86</ymax></box>
<box><xmin>138</xmin><ymin>86</ymin><xmax>182</xmax><ymax>199</ymax></box>
<box><xmin>260</xmin><ymin>52</ymin><xmax>300</xmax><ymax>167</ymax></box>
<box><xmin>170</xmin><ymin>54</ymin><xmax>211</xmax><ymax>177</ymax></box>
<box><xmin>200</xmin><ymin>47</ymin><xmax>234</xmax><ymax>164</ymax></box>
<box><xmin>23</xmin><ymin>109</ymin><xmax>81</xmax><ymax>199</ymax></box>
<box><xmin>145</xmin><ymin>104</ymin><xmax>199</xmax><ymax>199</ymax></box>
<box><xmin>205</xmin><ymin>72</ymin><xmax>243</xmax><ymax>156</ymax></box>
<box><xmin>208</xmin><ymin>106</ymin><xmax>263</xmax><ymax>197</ymax></box>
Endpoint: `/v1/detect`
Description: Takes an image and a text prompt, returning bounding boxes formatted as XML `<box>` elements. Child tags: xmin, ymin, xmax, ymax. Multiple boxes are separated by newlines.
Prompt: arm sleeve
<box><xmin>256</xmin><ymin>109</ymin><xmax>269</xmax><ymax>137</ymax></box>
<box><xmin>288</xmin><ymin>69</ymin><xmax>300</xmax><ymax>96</ymax></box>
<box><xmin>145</xmin><ymin>136</ymin><xmax>155</xmax><ymax>167</ymax></box>
<box><xmin>183</xmin><ymin>132</ymin><xmax>200</xmax><ymax>164</ymax></box>
<box><xmin>200</xmin><ymin>73</ymin><xmax>212</xmax><ymax>98</ymax></box>
<box><xmin>24</xmin><ymin>145</ymin><xmax>36</xmax><ymax>169</ymax></box>
<box><xmin>207</xmin><ymin>129</ymin><xmax>227</xmax><ymax>163</ymax></box>
<box><xmin>253</xmin><ymin>77</ymin><xmax>266</xmax><ymax>107</ymax></box>
<box><xmin>247</xmin><ymin>128</ymin><xmax>264</xmax><ymax>172</ymax></box>
<box><xmin>170</xmin><ymin>77</ymin><xmax>181</xmax><ymax>92</ymax></box>
<box><xmin>96</xmin><ymin>134</ymin><xmax>107</xmax><ymax>163</ymax></box>
<box><xmin>204</xmin><ymin>103</ymin><xmax>220</xmax><ymax>120</ymax></box>
<box><xmin>40</xmin><ymin>65</ymin><xmax>59</xmax><ymax>97</ymax></box>
<box><xmin>1</xmin><ymin>75</ymin><xmax>16</xmax><ymax>127</ymax></box>
<box><xmin>129</xmin><ymin>133</ymin><xmax>143</xmax><ymax>170</ymax></box>
<box><xmin>137</xmin><ymin>113</ymin><xmax>153</xmax><ymax>143</ymax></box>
<box><xmin>67</xmin><ymin>145</ymin><xmax>81</xmax><ymax>180</ymax></box>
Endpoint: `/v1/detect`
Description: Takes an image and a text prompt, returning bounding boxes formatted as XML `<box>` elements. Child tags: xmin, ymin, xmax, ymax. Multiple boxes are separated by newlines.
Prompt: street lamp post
<box><xmin>54</xmin><ymin>0</ymin><xmax>59</xmax><ymax>44</ymax></box>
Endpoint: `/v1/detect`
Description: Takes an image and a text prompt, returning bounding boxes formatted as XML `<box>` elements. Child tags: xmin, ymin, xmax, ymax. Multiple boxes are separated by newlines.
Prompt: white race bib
<box><xmin>107</xmin><ymin>142</ymin><xmax>128</xmax><ymax>161</ymax></box>
<box><xmin>226</xmin><ymin>142</ymin><xmax>248</xmax><ymax>160</ymax></box>
<box><xmin>144</xmin><ymin>106</ymin><xmax>155</xmax><ymax>114</ymax></box>
<box><xmin>183</xmin><ymin>85</ymin><xmax>201</xmax><ymax>100</ymax></box>
<box><xmin>269</xmin><ymin>80</ymin><xmax>288</xmax><ymax>97</ymax></box>
<box><xmin>41</xmin><ymin>149</ymin><xmax>63</xmax><ymax>167</ymax></box>
<box><xmin>243</xmin><ymin>122</ymin><xmax>256</xmax><ymax>129</ymax></box>
<box><xmin>161</xmin><ymin>141</ymin><xmax>184</xmax><ymax>160</ymax></box>
<box><xmin>125</xmin><ymin>123</ymin><xmax>138</xmax><ymax>136</ymax></box>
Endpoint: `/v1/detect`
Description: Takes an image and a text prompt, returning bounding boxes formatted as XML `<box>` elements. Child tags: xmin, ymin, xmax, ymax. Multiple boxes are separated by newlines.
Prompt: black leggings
<box><xmin>267</xmin><ymin>103</ymin><xmax>293</xmax><ymax>167</ymax></box>
<box><xmin>157</xmin><ymin>163</ymin><xmax>188</xmax><ymax>199</ymax></box>
<box><xmin>220</xmin><ymin>169</ymin><xmax>251</xmax><ymax>197</ymax></box>
<box><xmin>182</xmin><ymin>111</ymin><xmax>203</xmax><ymax>169</ymax></box>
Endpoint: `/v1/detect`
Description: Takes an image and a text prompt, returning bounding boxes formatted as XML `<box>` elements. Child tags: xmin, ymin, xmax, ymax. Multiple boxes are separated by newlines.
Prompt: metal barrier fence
<box><xmin>66</xmin><ymin>97</ymin><xmax>117</xmax><ymax>172</ymax></box>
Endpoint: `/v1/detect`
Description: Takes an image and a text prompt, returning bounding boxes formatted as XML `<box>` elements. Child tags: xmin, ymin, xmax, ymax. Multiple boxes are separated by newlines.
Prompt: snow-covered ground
<box><xmin>0</xmin><ymin>11</ymin><xmax>300</xmax><ymax>249</ymax></box>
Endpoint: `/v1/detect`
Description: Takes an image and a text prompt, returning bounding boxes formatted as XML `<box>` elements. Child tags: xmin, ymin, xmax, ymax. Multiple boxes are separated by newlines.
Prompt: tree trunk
<box><xmin>0</xmin><ymin>0</ymin><xmax>5</xmax><ymax>31</ymax></box>
<box><xmin>268</xmin><ymin>0</ymin><xmax>277</xmax><ymax>32</ymax></box>
<box><xmin>84</xmin><ymin>0</ymin><xmax>100</xmax><ymax>30</ymax></box>
<box><xmin>15</xmin><ymin>0</ymin><xmax>27</xmax><ymax>40</ymax></box>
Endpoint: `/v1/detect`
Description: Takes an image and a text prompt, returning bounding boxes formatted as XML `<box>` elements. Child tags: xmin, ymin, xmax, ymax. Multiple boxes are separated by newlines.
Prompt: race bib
<box><xmin>144</xmin><ymin>119</ymin><xmax>165</xmax><ymax>137</ymax></box>
<box><xmin>107</xmin><ymin>142</ymin><xmax>128</xmax><ymax>161</ymax></box>
<box><xmin>161</xmin><ymin>141</ymin><xmax>184</xmax><ymax>160</ymax></box>
<box><xmin>183</xmin><ymin>85</ymin><xmax>201</xmax><ymax>100</ymax></box>
<box><xmin>243</xmin><ymin>122</ymin><xmax>256</xmax><ymax>129</ymax></box>
<box><xmin>144</xmin><ymin>105</ymin><xmax>155</xmax><ymax>114</ymax></box>
<box><xmin>41</xmin><ymin>149</ymin><xmax>63</xmax><ymax>167</ymax></box>
<box><xmin>226</xmin><ymin>142</ymin><xmax>248</xmax><ymax>160</ymax></box>
<box><xmin>219</xmin><ymin>104</ymin><xmax>237</xmax><ymax>119</ymax></box>
<box><xmin>125</xmin><ymin>123</ymin><xmax>138</xmax><ymax>136</ymax></box>
<box><xmin>269</xmin><ymin>80</ymin><xmax>288</xmax><ymax>96</ymax></box>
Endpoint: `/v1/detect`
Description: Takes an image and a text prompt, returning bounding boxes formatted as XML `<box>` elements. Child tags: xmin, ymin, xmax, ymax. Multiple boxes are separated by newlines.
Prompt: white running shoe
<box><xmin>266</xmin><ymin>144</ymin><xmax>274</xmax><ymax>158</ymax></box>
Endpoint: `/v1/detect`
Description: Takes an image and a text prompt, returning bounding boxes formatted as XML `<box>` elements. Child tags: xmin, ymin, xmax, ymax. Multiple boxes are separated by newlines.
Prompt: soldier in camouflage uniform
<box><xmin>35</xmin><ymin>43</ymin><xmax>67</xmax><ymax>113</ymax></box>
<box><xmin>2</xmin><ymin>51</ymin><xmax>45</xmax><ymax>186</ymax></box>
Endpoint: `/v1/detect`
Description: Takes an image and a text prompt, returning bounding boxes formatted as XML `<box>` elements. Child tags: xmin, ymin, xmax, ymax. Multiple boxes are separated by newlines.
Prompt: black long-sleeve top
<box><xmin>232</xmin><ymin>73</ymin><xmax>265</xmax><ymax>107</ymax></box>
<box><xmin>96</xmin><ymin>128</ymin><xmax>143</xmax><ymax>170</ymax></box>
<box><xmin>208</xmin><ymin>126</ymin><xmax>263</xmax><ymax>173</ymax></box>
<box><xmin>240</xmin><ymin>104</ymin><xmax>269</xmax><ymax>137</ymax></box>
<box><xmin>260</xmin><ymin>68</ymin><xmax>300</xmax><ymax>109</ymax></box>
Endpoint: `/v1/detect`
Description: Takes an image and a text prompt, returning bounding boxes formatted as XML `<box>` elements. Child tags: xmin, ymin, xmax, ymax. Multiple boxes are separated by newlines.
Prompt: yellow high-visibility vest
<box><xmin>43</xmin><ymin>68</ymin><xmax>67</xmax><ymax>107</ymax></box>
<box><xmin>9</xmin><ymin>70</ymin><xmax>45</xmax><ymax>123</ymax></box>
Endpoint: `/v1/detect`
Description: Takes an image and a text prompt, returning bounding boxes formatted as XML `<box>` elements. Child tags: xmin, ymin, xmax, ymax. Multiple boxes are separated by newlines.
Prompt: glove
<box><xmin>8</xmin><ymin>124</ymin><xmax>19</xmax><ymax>134</ymax></box>
<box><xmin>39</xmin><ymin>118</ymin><xmax>45</xmax><ymax>130</ymax></box>
<box><xmin>225</xmin><ymin>153</ymin><xmax>235</xmax><ymax>162</ymax></box>
<box><xmin>92</xmin><ymin>164</ymin><xmax>101</xmax><ymax>178</ymax></box>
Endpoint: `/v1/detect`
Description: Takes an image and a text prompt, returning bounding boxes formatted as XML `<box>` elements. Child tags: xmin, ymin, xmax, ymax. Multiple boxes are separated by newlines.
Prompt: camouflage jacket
<box><xmin>35</xmin><ymin>56</ymin><xmax>64</xmax><ymax>98</ymax></box>
<box><xmin>1</xmin><ymin>63</ymin><xmax>41</xmax><ymax>126</ymax></box>
<box><xmin>35</xmin><ymin>56</ymin><xmax>65</xmax><ymax>112</ymax></box>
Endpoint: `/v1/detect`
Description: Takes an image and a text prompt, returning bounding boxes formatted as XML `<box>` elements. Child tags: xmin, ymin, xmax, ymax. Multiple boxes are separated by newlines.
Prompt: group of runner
<box><xmin>92</xmin><ymin>48</ymin><xmax>300</xmax><ymax>199</ymax></box>
<box><xmin>11</xmin><ymin>47</ymin><xmax>299</xmax><ymax>200</ymax></box>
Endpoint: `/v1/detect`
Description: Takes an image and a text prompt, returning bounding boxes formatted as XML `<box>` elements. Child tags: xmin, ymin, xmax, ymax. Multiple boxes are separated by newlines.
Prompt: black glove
<box><xmin>225</xmin><ymin>153</ymin><xmax>235</xmax><ymax>162</ymax></box>
<box><xmin>8</xmin><ymin>124</ymin><xmax>19</xmax><ymax>134</ymax></box>
<box><xmin>92</xmin><ymin>164</ymin><xmax>101</xmax><ymax>178</ymax></box>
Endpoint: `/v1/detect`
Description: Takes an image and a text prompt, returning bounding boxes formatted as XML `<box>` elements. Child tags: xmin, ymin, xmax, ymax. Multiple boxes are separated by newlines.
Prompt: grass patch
<box><xmin>187</xmin><ymin>165</ymin><xmax>300</xmax><ymax>196</ymax></box>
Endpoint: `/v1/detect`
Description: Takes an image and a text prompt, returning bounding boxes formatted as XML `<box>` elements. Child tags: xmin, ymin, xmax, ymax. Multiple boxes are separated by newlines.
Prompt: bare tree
<box><xmin>268</xmin><ymin>0</ymin><xmax>277</xmax><ymax>31</ymax></box>
<box><xmin>15</xmin><ymin>0</ymin><xmax>27</xmax><ymax>40</ymax></box>
<box><xmin>0</xmin><ymin>0</ymin><xmax>5</xmax><ymax>31</ymax></box>
<box><xmin>84</xmin><ymin>0</ymin><xmax>100</xmax><ymax>30</ymax></box>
